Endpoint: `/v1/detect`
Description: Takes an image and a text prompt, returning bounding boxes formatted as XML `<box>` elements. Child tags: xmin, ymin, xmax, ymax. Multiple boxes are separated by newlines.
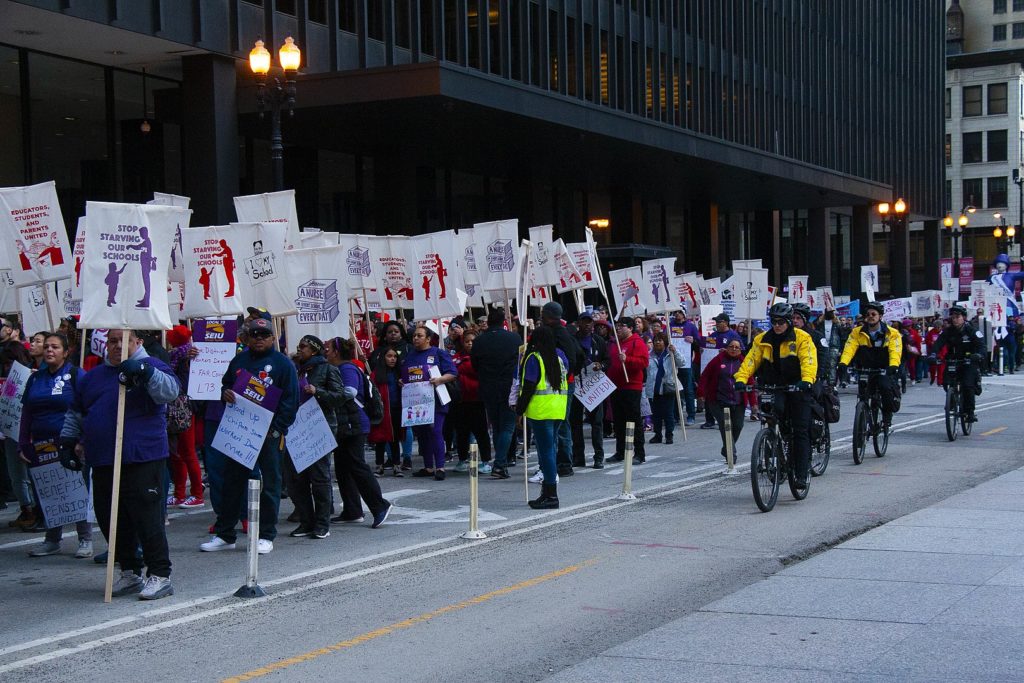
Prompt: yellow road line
<box><xmin>981</xmin><ymin>426</ymin><xmax>1007</xmax><ymax>436</ymax></box>
<box><xmin>222</xmin><ymin>559</ymin><xmax>595</xmax><ymax>682</ymax></box>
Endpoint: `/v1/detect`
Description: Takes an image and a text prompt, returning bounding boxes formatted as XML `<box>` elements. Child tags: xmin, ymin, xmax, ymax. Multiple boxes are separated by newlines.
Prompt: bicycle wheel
<box><xmin>852</xmin><ymin>402</ymin><xmax>868</xmax><ymax>465</ymax></box>
<box><xmin>810</xmin><ymin>422</ymin><xmax>831</xmax><ymax>477</ymax></box>
<box><xmin>871</xmin><ymin>403</ymin><xmax>889</xmax><ymax>458</ymax></box>
<box><xmin>787</xmin><ymin>446</ymin><xmax>810</xmax><ymax>501</ymax></box>
<box><xmin>961</xmin><ymin>406</ymin><xmax>973</xmax><ymax>436</ymax></box>
<box><xmin>750</xmin><ymin>429</ymin><xmax>780</xmax><ymax>512</ymax></box>
<box><xmin>945</xmin><ymin>388</ymin><xmax>959</xmax><ymax>442</ymax></box>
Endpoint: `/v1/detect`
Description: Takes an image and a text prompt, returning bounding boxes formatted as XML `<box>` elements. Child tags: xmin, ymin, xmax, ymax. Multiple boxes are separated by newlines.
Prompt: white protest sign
<box><xmin>180</xmin><ymin>224</ymin><xmax>247</xmax><ymax>317</ymax></box>
<box><xmin>410</xmin><ymin>230</ymin><xmax>465</xmax><ymax>321</ymax></box>
<box><xmin>71</xmin><ymin>216</ymin><xmax>87</xmax><ymax>299</ymax></box>
<box><xmin>552</xmin><ymin>239</ymin><xmax>586</xmax><ymax>293</ymax></box>
<box><xmin>701</xmin><ymin>276</ymin><xmax>722</xmax><ymax>306</ymax></box>
<box><xmin>472</xmin><ymin>219</ymin><xmax>519</xmax><ymax>293</ymax></box>
<box><xmin>732</xmin><ymin>268</ymin><xmax>770</xmax><ymax>320</ymax></box>
<box><xmin>187</xmin><ymin>342</ymin><xmax>237</xmax><ymax>400</ymax></box>
<box><xmin>286</xmin><ymin>398</ymin><xmax>338</xmax><ymax>473</ymax></box>
<box><xmin>912</xmin><ymin>290</ymin><xmax>935</xmax><ymax>318</ymax></box>
<box><xmin>882</xmin><ymin>298</ymin><xmax>910</xmax><ymax>322</ymax></box>
<box><xmin>861</xmin><ymin>265</ymin><xmax>879</xmax><ymax>300</ymax></box>
<box><xmin>233</xmin><ymin>189</ymin><xmax>301</xmax><ymax>249</ymax></box>
<box><xmin>19</xmin><ymin>283</ymin><xmax>53</xmax><ymax>335</ymax></box>
<box><xmin>283</xmin><ymin>245</ymin><xmax>352</xmax><ymax>344</ymax></box>
<box><xmin>81</xmin><ymin>202</ymin><xmax>183</xmax><ymax>330</ymax></box>
<box><xmin>970</xmin><ymin>280</ymin><xmax>987</xmax><ymax>311</ymax></box>
<box><xmin>671</xmin><ymin>339</ymin><xmax>692</xmax><ymax>369</ymax></box>
<box><xmin>31</xmin><ymin>461</ymin><xmax>89</xmax><ymax>528</ymax></box>
<box><xmin>147</xmin><ymin>193</ymin><xmax>191</xmax><ymax>284</ymax></box>
<box><xmin>528</xmin><ymin>224</ymin><xmax>558</xmax><ymax>286</ymax></box>
<box><xmin>608</xmin><ymin>265</ymin><xmax>646</xmax><ymax>317</ymax></box>
<box><xmin>788</xmin><ymin>275</ymin><xmax>809</xmax><ymax>304</ymax></box>
<box><xmin>676</xmin><ymin>272</ymin><xmax>701</xmax><ymax>311</ymax></box>
<box><xmin>574</xmin><ymin>370</ymin><xmax>616</xmax><ymax>412</ymax></box>
<box><xmin>89</xmin><ymin>329</ymin><xmax>108</xmax><ymax>357</ymax></box>
<box><xmin>401</xmin><ymin>381</ymin><xmax>435</xmax><ymax>427</ymax></box>
<box><xmin>212</xmin><ymin>394</ymin><xmax>274</xmax><ymax>469</ymax></box>
<box><xmin>986</xmin><ymin>290</ymin><xmax>1008</xmax><ymax>327</ymax></box>
<box><xmin>941</xmin><ymin>276</ymin><xmax>959</xmax><ymax>303</ymax></box>
<box><xmin>733</xmin><ymin>259</ymin><xmax>763</xmax><ymax>270</ymax></box>
<box><xmin>337</xmin><ymin>233</ymin><xmax>375</xmax><ymax>291</ymax></box>
<box><xmin>0</xmin><ymin>361</ymin><xmax>31</xmax><ymax>439</ymax></box>
<box><xmin>641</xmin><ymin>257</ymin><xmax>677</xmax><ymax>314</ymax></box>
<box><xmin>0</xmin><ymin>181</ymin><xmax>73</xmax><ymax>285</ymax></box>
<box><xmin>55</xmin><ymin>278</ymin><xmax>80</xmax><ymax>318</ymax></box>
<box><xmin>805</xmin><ymin>288</ymin><xmax>820</xmax><ymax>312</ymax></box>
<box><xmin>0</xmin><ymin>268</ymin><xmax>15</xmax><ymax>314</ymax></box>
<box><xmin>699</xmin><ymin>304</ymin><xmax>723</xmax><ymax>337</ymax></box>
<box><xmin>368</xmin><ymin>235</ymin><xmax>414</xmax><ymax>308</ymax></box>
<box><xmin>565</xmin><ymin>241</ymin><xmax>599</xmax><ymax>289</ymax></box>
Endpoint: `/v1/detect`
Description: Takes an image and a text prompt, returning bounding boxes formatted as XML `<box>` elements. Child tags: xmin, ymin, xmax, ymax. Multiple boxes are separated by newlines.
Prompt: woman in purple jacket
<box><xmin>400</xmin><ymin>326</ymin><xmax>458</xmax><ymax>480</ymax></box>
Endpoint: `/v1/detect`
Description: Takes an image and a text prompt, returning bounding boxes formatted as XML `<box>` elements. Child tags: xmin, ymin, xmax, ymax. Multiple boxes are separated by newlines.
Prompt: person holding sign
<box><xmin>607</xmin><ymin>317</ymin><xmax>651</xmax><ymax>465</ymax></box>
<box><xmin>20</xmin><ymin>333</ymin><xmax>90</xmax><ymax>558</ymax></box>
<box><xmin>59</xmin><ymin>329</ymin><xmax>180</xmax><ymax>599</ymax></box>
<box><xmin>286</xmin><ymin>335</ymin><xmax>343</xmax><ymax>539</ymax></box>
<box><xmin>568</xmin><ymin>310</ymin><xmax>609</xmax><ymax>469</ymax></box>
<box><xmin>202</xmin><ymin>318</ymin><xmax>298</xmax><ymax>556</ymax></box>
<box><xmin>2</xmin><ymin>328</ymin><xmax>36</xmax><ymax>530</ymax></box>
<box><xmin>400</xmin><ymin>326</ymin><xmax>458</xmax><ymax>480</ymax></box>
<box><xmin>644</xmin><ymin>333</ymin><xmax>686</xmax><ymax>445</ymax></box>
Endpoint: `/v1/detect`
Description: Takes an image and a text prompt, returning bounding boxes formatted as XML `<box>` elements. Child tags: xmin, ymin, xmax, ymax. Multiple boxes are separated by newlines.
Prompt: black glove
<box><xmin>797</xmin><ymin>380</ymin><xmax>813</xmax><ymax>391</ymax></box>
<box><xmin>886</xmin><ymin>366</ymin><xmax>899</xmax><ymax>377</ymax></box>
<box><xmin>734</xmin><ymin>381</ymin><xmax>746</xmax><ymax>393</ymax></box>
<box><xmin>837</xmin><ymin>363</ymin><xmax>848</xmax><ymax>375</ymax></box>
<box><xmin>58</xmin><ymin>438</ymin><xmax>82</xmax><ymax>472</ymax></box>
<box><xmin>117</xmin><ymin>358</ymin><xmax>155</xmax><ymax>389</ymax></box>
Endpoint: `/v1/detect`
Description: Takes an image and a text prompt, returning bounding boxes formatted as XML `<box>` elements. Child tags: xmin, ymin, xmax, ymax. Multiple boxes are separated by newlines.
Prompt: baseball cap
<box><xmin>578</xmin><ymin>306</ymin><xmax>594</xmax><ymax>320</ymax></box>
<box><xmin>713</xmin><ymin>313</ymin><xmax>730</xmax><ymax>323</ymax></box>
<box><xmin>245</xmin><ymin>318</ymin><xmax>273</xmax><ymax>336</ymax></box>
<box><xmin>246</xmin><ymin>306</ymin><xmax>272</xmax><ymax>321</ymax></box>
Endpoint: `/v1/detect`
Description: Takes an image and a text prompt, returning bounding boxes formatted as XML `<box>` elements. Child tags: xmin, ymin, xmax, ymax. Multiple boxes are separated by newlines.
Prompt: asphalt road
<box><xmin>2</xmin><ymin>373</ymin><xmax>1023</xmax><ymax>682</ymax></box>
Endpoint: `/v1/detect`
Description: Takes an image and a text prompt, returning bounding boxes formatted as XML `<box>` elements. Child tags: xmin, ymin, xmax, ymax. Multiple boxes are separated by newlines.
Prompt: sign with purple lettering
<box><xmin>231</xmin><ymin>368</ymin><xmax>283</xmax><ymax>413</ymax></box>
<box><xmin>192</xmin><ymin>319</ymin><xmax>239</xmax><ymax>343</ymax></box>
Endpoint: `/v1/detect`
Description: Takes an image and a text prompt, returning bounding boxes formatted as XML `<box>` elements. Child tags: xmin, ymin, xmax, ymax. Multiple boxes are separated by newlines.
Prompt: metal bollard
<box><xmin>616</xmin><ymin>422</ymin><xmax>637</xmax><ymax>500</ymax></box>
<box><xmin>460</xmin><ymin>443</ymin><xmax>487</xmax><ymax>540</ymax></box>
<box><xmin>234</xmin><ymin>479</ymin><xmax>266</xmax><ymax>598</ymax></box>
<box><xmin>723</xmin><ymin>408</ymin><xmax>736</xmax><ymax>474</ymax></box>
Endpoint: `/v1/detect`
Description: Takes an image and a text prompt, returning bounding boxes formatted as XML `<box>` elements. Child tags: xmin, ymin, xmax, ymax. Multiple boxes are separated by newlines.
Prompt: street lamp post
<box><xmin>249</xmin><ymin>37</ymin><xmax>301</xmax><ymax>192</ymax></box>
<box><xmin>877</xmin><ymin>198</ymin><xmax>908</xmax><ymax>296</ymax></box>
<box><xmin>943</xmin><ymin>206</ymin><xmax>973</xmax><ymax>279</ymax></box>
<box><xmin>993</xmin><ymin>212</ymin><xmax>1017</xmax><ymax>253</ymax></box>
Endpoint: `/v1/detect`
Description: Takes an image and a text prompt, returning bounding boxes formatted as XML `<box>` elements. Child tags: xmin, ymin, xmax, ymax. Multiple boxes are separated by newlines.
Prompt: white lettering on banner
<box><xmin>187</xmin><ymin>342</ymin><xmax>237</xmax><ymax>401</ymax></box>
<box><xmin>30</xmin><ymin>461</ymin><xmax>89</xmax><ymax>528</ymax></box>
<box><xmin>286</xmin><ymin>399</ymin><xmax>338</xmax><ymax>473</ymax></box>
<box><xmin>574</xmin><ymin>370</ymin><xmax>617</xmax><ymax>412</ymax></box>
<box><xmin>0</xmin><ymin>362</ymin><xmax>31</xmax><ymax>439</ymax></box>
<box><xmin>401</xmin><ymin>382</ymin><xmax>435</xmax><ymax>427</ymax></box>
<box><xmin>211</xmin><ymin>394</ymin><xmax>274</xmax><ymax>469</ymax></box>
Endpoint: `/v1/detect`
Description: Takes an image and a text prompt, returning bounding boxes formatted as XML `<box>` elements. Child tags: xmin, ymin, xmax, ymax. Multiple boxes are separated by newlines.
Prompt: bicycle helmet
<box><xmin>791</xmin><ymin>302</ymin><xmax>812</xmax><ymax>321</ymax></box>
<box><xmin>864</xmin><ymin>301</ymin><xmax>885</xmax><ymax>315</ymax></box>
<box><xmin>768</xmin><ymin>302</ymin><xmax>793</xmax><ymax>321</ymax></box>
<box><xmin>949</xmin><ymin>304</ymin><xmax>968</xmax><ymax>317</ymax></box>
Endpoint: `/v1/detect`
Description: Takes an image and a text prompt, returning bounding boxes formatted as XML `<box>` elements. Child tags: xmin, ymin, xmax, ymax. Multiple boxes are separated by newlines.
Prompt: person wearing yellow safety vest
<box><xmin>733</xmin><ymin>303</ymin><xmax>818</xmax><ymax>490</ymax></box>
<box><xmin>516</xmin><ymin>326</ymin><xmax>569</xmax><ymax>510</ymax></box>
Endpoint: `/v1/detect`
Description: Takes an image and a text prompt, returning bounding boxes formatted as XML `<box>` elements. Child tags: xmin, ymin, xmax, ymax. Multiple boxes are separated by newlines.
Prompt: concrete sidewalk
<box><xmin>548</xmin><ymin>467</ymin><xmax>1024</xmax><ymax>682</ymax></box>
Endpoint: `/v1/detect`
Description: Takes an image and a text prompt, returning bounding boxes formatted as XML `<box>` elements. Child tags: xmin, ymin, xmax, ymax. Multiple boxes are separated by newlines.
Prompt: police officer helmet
<box><xmin>864</xmin><ymin>301</ymin><xmax>885</xmax><ymax>316</ymax></box>
<box><xmin>791</xmin><ymin>302</ymin><xmax>812</xmax><ymax>321</ymax></box>
<box><xmin>768</xmin><ymin>302</ymin><xmax>793</xmax><ymax>321</ymax></box>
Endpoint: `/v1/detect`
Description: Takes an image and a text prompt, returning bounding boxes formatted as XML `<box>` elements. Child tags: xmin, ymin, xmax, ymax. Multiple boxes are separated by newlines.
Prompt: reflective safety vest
<box><xmin>520</xmin><ymin>352</ymin><xmax>568</xmax><ymax>420</ymax></box>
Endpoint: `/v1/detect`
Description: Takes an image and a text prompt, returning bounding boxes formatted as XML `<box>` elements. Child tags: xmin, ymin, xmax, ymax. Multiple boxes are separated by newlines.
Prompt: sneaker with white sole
<box><xmin>178</xmin><ymin>496</ymin><xmax>204</xmax><ymax>509</ymax></box>
<box><xmin>528</xmin><ymin>469</ymin><xmax>544</xmax><ymax>483</ymax></box>
<box><xmin>454</xmin><ymin>460</ymin><xmax>470</xmax><ymax>473</ymax></box>
<box><xmin>257</xmin><ymin>539</ymin><xmax>273</xmax><ymax>554</ymax></box>
<box><xmin>139</xmin><ymin>575</ymin><xmax>174</xmax><ymax>600</ymax></box>
<box><xmin>111</xmin><ymin>570</ymin><xmax>144</xmax><ymax>596</ymax></box>
<box><xmin>28</xmin><ymin>541</ymin><xmax>61</xmax><ymax>557</ymax></box>
<box><xmin>199</xmin><ymin>536</ymin><xmax>236</xmax><ymax>552</ymax></box>
<box><xmin>166</xmin><ymin>496</ymin><xmax>183</xmax><ymax>507</ymax></box>
<box><xmin>478</xmin><ymin>462</ymin><xmax>493</xmax><ymax>475</ymax></box>
<box><xmin>371</xmin><ymin>502</ymin><xmax>393</xmax><ymax>529</ymax></box>
<box><xmin>75</xmin><ymin>540</ymin><xmax>93</xmax><ymax>559</ymax></box>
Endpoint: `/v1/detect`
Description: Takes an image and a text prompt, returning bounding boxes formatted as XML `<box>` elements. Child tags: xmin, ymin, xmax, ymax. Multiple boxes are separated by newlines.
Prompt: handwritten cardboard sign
<box><xmin>187</xmin><ymin>342</ymin><xmax>237</xmax><ymax>401</ymax></box>
<box><xmin>286</xmin><ymin>399</ymin><xmax>337</xmax><ymax>473</ymax></box>
<box><xmin>30</xmin><ymin>460</ymin><xmax>89</xmax><ymax>528</ymax></box>
<box><xmin>212</xmin><ymin>394</ymin><xmax>274</xmax><ymax>469</ymax></box>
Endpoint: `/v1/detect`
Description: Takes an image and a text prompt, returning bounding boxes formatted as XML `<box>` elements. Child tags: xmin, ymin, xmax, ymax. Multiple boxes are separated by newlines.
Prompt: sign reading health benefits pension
<box><xmin>80</xmin><ymin>202</ymin><xmax>184</xmax><ymax>330</ymax></box>
<box><xmin>0</xmin><ymin>181</ymin><xmax>73</xmax><ymax>286</ymax></box>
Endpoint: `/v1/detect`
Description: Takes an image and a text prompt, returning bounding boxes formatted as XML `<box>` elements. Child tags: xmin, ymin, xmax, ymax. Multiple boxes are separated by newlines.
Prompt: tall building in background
<box><xmin>946</xmin><ymin>0</ymin><xmax>1024</xmax><ymax>271</ymax></box>
<box><xmin>0</xmin><ymin>1</ymin><xmax>944</xmax><ymax>295</ymax></box>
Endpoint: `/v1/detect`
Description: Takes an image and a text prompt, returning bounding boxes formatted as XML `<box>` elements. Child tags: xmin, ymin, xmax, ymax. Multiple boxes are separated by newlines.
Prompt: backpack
<box><xmin>341</xmin><ymin>362</ymin><xmax>384</xmax><ymax>425</ymax></box>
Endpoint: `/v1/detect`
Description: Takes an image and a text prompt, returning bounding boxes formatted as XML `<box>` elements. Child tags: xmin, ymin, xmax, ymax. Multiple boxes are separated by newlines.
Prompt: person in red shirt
<box><xmin>607</xmin><ymin>316</ymin><xmax>650</xmax><ymax>464</ymax></box>
<box><xmin>452</xmin><ymin>331</ymin><xmax>492</xmax><ymax>474</ymax></box>
<box><xmin>924</xmin><ymin>319</ymin><xmax>945</xmax><ymax>385</ymax></box>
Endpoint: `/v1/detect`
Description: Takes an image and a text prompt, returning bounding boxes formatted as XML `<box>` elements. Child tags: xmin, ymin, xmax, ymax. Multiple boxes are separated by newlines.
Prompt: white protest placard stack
<box><xmin>608</xmin><ymin>265</ymin><xmax>647</xmax><ymax>317</ymax></box>
<box><xmin>283</xmin><ymin>244</ymin><xmax>352</xmax><ymax>343</ymax></box>
<box><xmin>861</xmin><ymin>265</ymin><xmax>879</xmax><ymax>301</ymax></box>
<box><xmin>641</xmin><ymin>257</ymin><xmax>677</xmax><ymax>314</ymax></box>
<box><xmin>286</xmin><ymin>399</ymin><xmax>338</xmax><ymax>473</ymax></box>
<box><xmin>788</xmin><ymin>276</ymin><xmax>809</xmax><ymax>304</ymax></box>
<box><xmin>0</xmin><ymin>181</ymin><xmax>73</xmax><ymax>286</ymax></box>
<box><xmin>80</xmin><ymin>202</ymin><xmax>184</xmax><ymax>330</ymax></box>
<box><xmin>472</xmin><ymin>219</ymin><xmax>519</xmax><ymax>297</ymax></box>
<box><xmin>0</xmin><ymin>361</ymin><xmax>31</xmax><ymax>439</ymax></box>
<box><xmin>410</xmin><ymin>230</ymin><xmax>465</xmax><ymax>321</ymax></box>
<box><xmin>233</xmin><ymin>189</ymin><xmax>301</xmax><ymax>250</ymax></box>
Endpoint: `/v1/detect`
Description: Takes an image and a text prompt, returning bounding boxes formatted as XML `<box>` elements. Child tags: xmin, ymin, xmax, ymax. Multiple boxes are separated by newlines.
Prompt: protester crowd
<box><xmin>1</xmin><ymin>300</ymin><xmax>1022</xmax><ymax>601</ymax></box>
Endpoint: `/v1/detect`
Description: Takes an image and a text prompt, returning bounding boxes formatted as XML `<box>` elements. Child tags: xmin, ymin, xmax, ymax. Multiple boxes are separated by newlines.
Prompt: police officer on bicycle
<box><xmin>792</xmin><ymin>303</ymin><xmax>829</xmax><ymax>382</ymax></box>
<box><xmin>929</xmin><ymin>304</ymin><xmax>984</xmax><ymax>423</ymax></box>
<box><xmin>836</xmin><ymin>301</ymin><xmax>902</xmax><ymax>430</ymax></box>
<box><xmin>733</xmin><ymin>303</ymin><xmax>818</xmax><ymax>489</ymax></box>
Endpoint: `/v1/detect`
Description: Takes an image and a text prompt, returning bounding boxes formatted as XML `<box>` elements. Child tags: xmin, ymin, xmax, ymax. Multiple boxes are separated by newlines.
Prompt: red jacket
<box><xmin>367</xmin><ymin>370</ymin><xmax>394</xmax><ymax>444</ymax></box>
<box><xmin>454</xmin><ymin>352</ymin><xmax>480</xmax><ymax>402</ymax></box>
<box><xmin>606</xmin><ymin>333</ymin><xmax>649</xmax><ymax>391</ymax></box>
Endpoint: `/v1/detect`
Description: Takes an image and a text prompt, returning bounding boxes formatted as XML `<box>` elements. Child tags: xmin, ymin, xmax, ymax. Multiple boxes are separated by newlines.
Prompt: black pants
<box><xmin>569</xmin><ymin>398</ymin><xmax>604</xmax><ymax>465</ymax></box>
<box><xmin>92</xmin><ymin>460</ymin><xmax>171</xmax><ymax>578</ymax></box>
<box><xmin>947</xmin><ymin>363</ymin><xmax>981</xmax><ymax>414</ymax></box>
<box><xmin>456</xmin><ymin>402</ymin><xmax>492</xmax><ymax>462</ymax></box>
<box><xmin>861</xmin><ymin>373</ymin><xmax>900</xmax><ymax>418</ymax></box>
<box><xmin>284</xmin><ymin>453</ymin><xmax>332</xmax><ymax>532</ymax></box>
<box><xmin>334</xmin><ymin>433</ymin><xmax>389</xmax><ymax>520</ymax></box>
<box><xmin>710</xmin><ymin>402</ymin><xmax>744</xmax><ymax>458</ymax></box>
<box><xmin>777</xmin><ymin>390</ymin><xmax>812</xmax><ymax>482</ymax></box>
<box><xmin>216</xmin><ymin>436</ymin><xmax>283</xmax><ymax>543</ymax></box>
<box><xmin>611</xmin><ymin>389</ymin><xmax>646</xmax><ymax>461</ymax></box>
<box><xmin>650</xmin><ymin>393</ymin><xmax>676</xmax><ymax>440</ymax></box>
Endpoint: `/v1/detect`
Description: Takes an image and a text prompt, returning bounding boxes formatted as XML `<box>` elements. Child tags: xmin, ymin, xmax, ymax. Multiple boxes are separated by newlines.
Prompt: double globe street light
<box><xmin>943</xmin><ymin>204</ymin><xmax>975</xmax><ymax>278</ymax></box>
<box><xmin>249</xmin><ymin>36</ymin><xmax>301</xmax><ymax>192</ymax></box>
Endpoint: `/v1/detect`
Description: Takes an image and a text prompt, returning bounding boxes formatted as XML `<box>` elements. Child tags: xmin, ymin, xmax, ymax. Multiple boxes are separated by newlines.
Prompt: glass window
<box><xmin>945</xmin><ymin>88</ymin><xmax>951</xmax><ymax>119</ymax></box>
<box><xmin>276</xmin><ymin>0</ymin><xmax>296</xmax><ymax>15</ymax></box>
<box><xmin>0</xmin><ymin>46</ymin><xmax>23</xmax><ymax>186</ymax></box>
<box><xmin>995</xmin><ymin>24</ymin><xmax>1008</xmax><ymax>41</ymax></box>
<box><xmin>988</xmin><ymin>176</ymin><xmax>1008</xmax><ymax>207</ymax></box>
<box><xmin>995</xmin><ymin>0</ymin><xmax>1007</xmax><ymax>13</ymax></box>
<box><xmin>1015</xmin><ymin>0</ymin><xmax>1024</xmax><ymax>11</ymax></box>
<box><xmin>308</xmin><ymin>0</ymin><xmax>327</xmax><ymax>24</ymax></box>
<box><xmin>963</xmin><ymin>178</ymin><xmax>983</xmax><ymax>207</ymax></box>
<box><xmin>963</xmin><ymin>85</ymin><xmax>982</xmax><ymax>116</ymax></box>
<box><xmin>988</xmin><ymin>129</ymin><xmax>1008</xmax><ymax>161</ymax></box>
<box><xmin>339</xmin><ymin>0</ymin><xmax>356</xmax><ymax>33</ymax></box>
<box><xmin>1013</xmin><ymin>21</ymin><xmax>1024</xmax><ymax>38</ymax></box>
<box><xmin>963</xmin><ymin>132</ymin><xmax>983</xmax><ymax>163</ymax></box>
<box><xmin>989</xmin><ymin>82</ymin><xmax>1008</xmax><ymax>114</ymax></box>
<box><xmin>395</xmin><ymin>0</ymin><xmax>411</xmax><ymax>49</ymax></box>
<box><xmin>945</xmin><ymin>180</ymin><xmax>953</xmax><ymax>214</ymax></box>
<box><xmin>946</xmin><ymin>134</ymin><xmax>952</xmax><ymax>165</ymax></box>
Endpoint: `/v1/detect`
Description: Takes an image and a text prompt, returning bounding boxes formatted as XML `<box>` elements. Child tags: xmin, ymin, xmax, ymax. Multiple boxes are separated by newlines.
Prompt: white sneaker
<box><xmin>744</xmin><ymin>408</ymin><xmax>752</xmax><ymax>418</ymax></box>
<box><xmin>199</xmin><ymin>536</ymin><xmax>236</xmax><ymax>552</ymax></box>
<box><xmin>75</xmin><ymin>540</ymin><xmax>93</xmax><ymax>559</ymax></box>
<box><xmin>138</xmin><ymin>575</ymin><xmax>174</xmax><ymax>600</ymax></box>
<box><xmin>478</xmin><ymin>462</ymin><xmax>493</xmax><ymax>475</ymax></box>
<box><xmin>257</xmin><ymin>539</ymin><xmax>273</xmax><ymax>555</ymax></box>
<box><xmin>111</xmin><ymin>570</ymin><xmax>144</xmax><ymax>596</ymax></box>
<box><xmin>528</xmin><ymin>469</ymin><xmax>544</xmax><ymax>483</ymax></box>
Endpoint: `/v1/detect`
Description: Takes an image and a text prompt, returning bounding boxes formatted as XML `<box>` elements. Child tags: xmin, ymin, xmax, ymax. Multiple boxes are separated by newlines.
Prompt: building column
<box><xmin>181</xmin><ymin>55</ymin><xmax>239</xmax><ymax>226</ymax></box>
<box><xmin>851</xmin><ymin>204</ymin><xmax>873</xmax><ymax>300</ymax></box>
<box><xmin>921</xmin><ymin>219</ymin><xmax>941</xmax><ymax>290</ymax></box>
<box><xmin>807</xmin><ymin>208</ymin><xmax>831</xmax><ymax>287</ymax></box>
<box><xmin>891</xmin><ymin>217</ymin><xmax>911</xmax><ymax>297</ymax></box>
<box><xmin>752</xmin><ymin>210</ymin><xmax>781</xmax><ymax>287</ymax></box>
<box><xmin>686</xmin><ymin>201</ymin><xmax>719</xmax><ymax>277</ymax></box>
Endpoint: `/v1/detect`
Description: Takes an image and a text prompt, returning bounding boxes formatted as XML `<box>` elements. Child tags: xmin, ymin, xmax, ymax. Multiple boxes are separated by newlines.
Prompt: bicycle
<box><xmin>809</xmin><ymin>382</ymin><xmax>833</xmax><ymax>477</ymax></box>
<box><xmin>943</xmin><ymin>358</ymin><xmax>976</xmax><ymax>442</ymax></box>
<box><xmin>748</xmin><ymin>385</ymin><xmax>811</xmax><ymax>512</ymax></box>
<box><xmin>851</xmin><ymin>368</ymin><xmax>890</xmax><ymax>465</ymax></box>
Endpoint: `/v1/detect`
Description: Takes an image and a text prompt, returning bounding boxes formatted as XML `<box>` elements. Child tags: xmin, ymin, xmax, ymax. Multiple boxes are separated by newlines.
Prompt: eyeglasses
<box><xmin>250</xmin><ymin>331</ymin><xmax>273</xmax><ymax>339</ymax></box>
<box><xmin>726</xmin><ymin>345</ymin><xmax>742</xmax><ymax>351</ymax></box>
<box><xmin>771</xmin><ymin>319</ymin><xmax>788</xmax><ymax>326</ymax></box>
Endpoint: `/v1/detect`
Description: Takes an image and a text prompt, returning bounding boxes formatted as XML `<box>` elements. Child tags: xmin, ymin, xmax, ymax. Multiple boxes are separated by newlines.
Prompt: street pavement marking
<box><xmin>2</xmin><ymin>394</ymin><xmax>1023</xmax><ymax>673</ymax></box>
<box><xmin>981</xmin><ymin>426</ymin><xmax>1007</xmax><ymax>436</ymax></box>
<box><xmin>221</xmin><ymin>560</ymin><xmax>595</xmax><ymax>682</ymax></box>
